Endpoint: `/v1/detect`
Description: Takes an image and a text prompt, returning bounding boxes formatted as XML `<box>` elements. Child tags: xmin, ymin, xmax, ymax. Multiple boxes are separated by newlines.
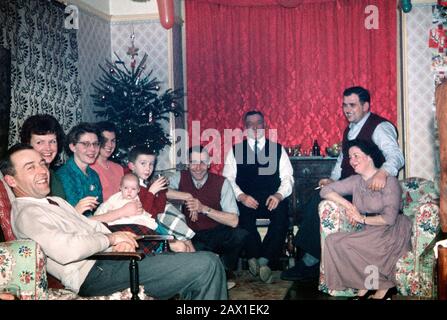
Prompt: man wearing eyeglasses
<box><xmin>56</xmin><ymin>123</ymin><xmax>103</xmax><ymax>216</ymax></box>
<box><xmin>167</xmin><ymin>146</ymin><xmax>248</xmax><ymax>282</ymax></box>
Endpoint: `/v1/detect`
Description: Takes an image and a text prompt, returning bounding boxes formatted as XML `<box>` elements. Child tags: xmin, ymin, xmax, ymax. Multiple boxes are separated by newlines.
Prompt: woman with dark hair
<box><xmin>320</xmin><ymin>139</ymin><xmax>412</xmax><ymax>300</ymax></box>
<box><xmin>56</xmin><ymin>122</ymin><xmax>103</xmax><ymax>216</ymax></box>
<box><xmin>20</xmin><ymin>114</ymin><xmax>66</xmax><ymax>197</ymax></box>
<box><xmin>90</xmin><ymin>121</ymin><xmax>124</xmax><ymax>201</ymax></box>
<box><xmin>57</xmin><ymin>123</ymin><xmax>144</xmax><ymax>222</ymax></box>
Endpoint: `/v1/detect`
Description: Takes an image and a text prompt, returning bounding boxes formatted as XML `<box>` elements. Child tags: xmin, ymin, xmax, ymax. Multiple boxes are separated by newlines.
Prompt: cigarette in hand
<box><xmin>314</xmin><ymin>186</ymin><xmax>322</xmax><ymax>190</ymax></box>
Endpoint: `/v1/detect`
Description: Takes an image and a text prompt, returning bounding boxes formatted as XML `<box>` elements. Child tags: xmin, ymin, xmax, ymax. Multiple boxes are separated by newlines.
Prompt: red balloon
<box><xmin>157</xmin><ymin>0</ymin><xmax>175</xmax><ymax>30</ymax></box>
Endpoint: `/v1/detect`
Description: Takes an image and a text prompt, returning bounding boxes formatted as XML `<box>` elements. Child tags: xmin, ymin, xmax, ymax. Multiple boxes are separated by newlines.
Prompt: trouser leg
<box><xmin>294</xmin><ymin>191</ymin><xmax>322</xmax><ymax>260</ymax></box>
<box><xmin>193</xmin><ymin>225</ymin><xmax>249</xmax><ymax>271</ymax></box>
<box><xmin>79</xmin><ymin>251</ymin><xmax>228</xmax><ymax>300</ymax></box>
<box><xmin>261</xmin><ymin>200</ymin><xmax>289</xmax><ymax>265</ymax></box>
<box><xmin>238</xmin><ymin>204</ymin><xmax>262</xmax><ymax>259</ymax></box>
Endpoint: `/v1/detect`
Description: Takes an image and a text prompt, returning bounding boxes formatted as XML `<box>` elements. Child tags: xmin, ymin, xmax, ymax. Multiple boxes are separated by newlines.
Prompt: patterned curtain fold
<box><xmin>0</xmin><ymin>0</ymin><xmax>81</xmax><ymax>146</ymax></box>
<box><xmin>185</xmin><ymin>0</ymin><xmax>397</xmax><ymax>173</ymax></box>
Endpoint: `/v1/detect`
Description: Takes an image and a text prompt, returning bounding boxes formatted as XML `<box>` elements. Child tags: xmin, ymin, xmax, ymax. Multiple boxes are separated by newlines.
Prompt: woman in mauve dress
<box><xmin>320</xmin><ymin>139</ymin><xmax>411</xmax><ymax>300</ymax></box>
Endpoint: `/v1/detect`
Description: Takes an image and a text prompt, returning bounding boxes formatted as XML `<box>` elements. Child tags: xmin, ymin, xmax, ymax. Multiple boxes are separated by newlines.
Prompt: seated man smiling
<box><xmin>1</xmin><ymin>143</ymin><xmax>227</xmax><ymax>300</ymax></box>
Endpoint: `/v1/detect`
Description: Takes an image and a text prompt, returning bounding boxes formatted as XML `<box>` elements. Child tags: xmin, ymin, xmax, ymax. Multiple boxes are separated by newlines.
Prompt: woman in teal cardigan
<box><xmin>56</xmin><ymin>123</ymin><xmax>103</xmax><ymax>217</ymax></box>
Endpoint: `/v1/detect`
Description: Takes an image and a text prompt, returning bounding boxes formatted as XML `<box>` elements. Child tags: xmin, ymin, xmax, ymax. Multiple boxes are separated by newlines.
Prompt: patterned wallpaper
<box><xmin>77</xmin><ymin>8</ymin><xmax>111</xmax><ymax>122</ymax></box>
<box><xmin>0</xmin><ymin>0</ymin><xmax>82</xmax><ymax>145</ymax></box>
<box><xmin>405</xmin><ymin>5</ymin><xmax>438</xmax><ymax>181</ymax></box>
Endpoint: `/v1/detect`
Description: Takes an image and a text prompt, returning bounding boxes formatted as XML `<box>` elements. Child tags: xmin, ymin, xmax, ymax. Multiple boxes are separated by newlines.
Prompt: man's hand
<box><xmin>107</xmin><ymin>231</ymin><xmax>138</xmax><ymax>252</ymax></box>
<box><xmin>189</xmin><ymin>210</ymin><xmax>199</xmax><ymax>222</ymax></box>
<box><xmin>112</xmin><ymin>242</ymin><xmax>135</xmax><ymax>252</ymax></box>
<box><xmin>368</xmin><ymin>169</ymin><xmax>388</xmax><ymax>191</ymax></box>
<box><xmin>74</xmin><ymin>196</ymin><xmax>99</xmax><ymax>215</ymax></box>
<box><xmin>238</xmin><ymin>193</ymin><xmax>259</xmax><ymax>209</ymax></box>
<box><xmin>265</xmin><ymin>193</ymin><xmax>283</xmax><ymax>211</ymax></box>
<box><xmin>185</xmin><ymin>198</ymin><xmax>204</xmax><ymax>213</ymax></box>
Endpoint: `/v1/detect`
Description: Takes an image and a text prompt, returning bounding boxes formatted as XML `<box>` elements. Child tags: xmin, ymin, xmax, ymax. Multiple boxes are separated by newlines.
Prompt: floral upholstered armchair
<box><xmin>0</xmin><ymin>239</ymin><xmax>150</xmax><ymax>300</ymax></box>
<box><xmin>0</xmin><ymin>177</ymin><xmax>152</xmax><ymax>300</ymax></box>
<box><xmin>318</xmin><ymin>177</ymin><xmax>440</xmax><ymax>298</ymax></box>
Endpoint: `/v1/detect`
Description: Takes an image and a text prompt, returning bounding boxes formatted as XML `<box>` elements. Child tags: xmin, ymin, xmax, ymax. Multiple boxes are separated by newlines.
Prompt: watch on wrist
<box><xmin>203</xmin><ymin>207</ymin><xmax>212</xmax><ymax>216</ymax></box>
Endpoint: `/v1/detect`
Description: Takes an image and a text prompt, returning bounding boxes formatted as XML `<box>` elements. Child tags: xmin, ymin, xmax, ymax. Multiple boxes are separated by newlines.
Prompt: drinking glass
<box><xmin>154</xmin><ymin>173</ymin><xmax>169</xmax><ymax>187</ymax></box>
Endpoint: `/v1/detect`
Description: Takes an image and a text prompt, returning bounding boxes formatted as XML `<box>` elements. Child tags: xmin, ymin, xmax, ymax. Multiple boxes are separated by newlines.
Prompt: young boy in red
<box><xmin>127</xmin><ymin>145</ymin><xmax>196</xmax><ymax>252</ymax></box>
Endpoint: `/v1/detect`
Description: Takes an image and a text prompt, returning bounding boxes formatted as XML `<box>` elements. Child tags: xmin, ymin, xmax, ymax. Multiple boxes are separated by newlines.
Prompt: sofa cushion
<box><xmin>0</xmin><ymin>240</ymin><xmax>48</xmax><ymax>300</ymax></box>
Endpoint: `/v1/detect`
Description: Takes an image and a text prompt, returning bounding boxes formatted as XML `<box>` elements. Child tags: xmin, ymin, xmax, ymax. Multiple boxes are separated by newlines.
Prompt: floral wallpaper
<box><xmin>0</xmin><ymin>0</ymin><xmax>82</xmax><ymax>146</ymax></box>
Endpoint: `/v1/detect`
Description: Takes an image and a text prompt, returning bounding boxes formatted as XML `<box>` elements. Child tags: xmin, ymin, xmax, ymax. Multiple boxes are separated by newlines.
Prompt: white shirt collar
<box><xmin>349</xmin><ymin>112</ymin><xmax>371</xmax><ymax>130</ymax></box>
<box><xmin>192</xmin><ymin>174</ymin><xmax>208</xmax><ymax>188</ymax></box>
<box><xmin>139</xmin><ymin>178</ymin><xmax>147</xmax><ymax>188</ymax></box>
<box><xmin>17</xmin><ymin>196</ymin><xmax>52</xmax><ymax>204</ymax></box>
<box><xmin>247</xmin><ymin>136</ymin><xmax>266</xmax><ymax>150</ymax></box>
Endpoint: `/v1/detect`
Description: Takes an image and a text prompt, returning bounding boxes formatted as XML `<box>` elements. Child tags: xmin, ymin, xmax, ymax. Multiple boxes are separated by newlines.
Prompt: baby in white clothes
<box><xmin>95</xmin><ymin>173</ymin><xmax>158</xmax><ymax>230</ymax></box>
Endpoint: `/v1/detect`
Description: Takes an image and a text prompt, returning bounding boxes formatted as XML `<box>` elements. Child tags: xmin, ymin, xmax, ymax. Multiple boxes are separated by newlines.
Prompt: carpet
<box><xmin>229</xmin><ymin>270</ymin><xmax>292</xmax><ymax>300</ymax></box>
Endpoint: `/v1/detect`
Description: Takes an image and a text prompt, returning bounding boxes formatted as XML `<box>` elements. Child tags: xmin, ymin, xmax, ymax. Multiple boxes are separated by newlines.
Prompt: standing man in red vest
<box><xmin>281</xmin><ymin>86</ymin><xmax>405</xmax><ymax>281</ymax></box>
<box><xmin>168</xmin><ymin>146</ymin><xmax>249</xmax><ymax>280</ymax></box>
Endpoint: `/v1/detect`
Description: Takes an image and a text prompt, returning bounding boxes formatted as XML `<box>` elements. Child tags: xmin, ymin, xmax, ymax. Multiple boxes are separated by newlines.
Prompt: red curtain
<box><xmin>185</xmin><ymin>0</ymin><xmax>397</xmax><ymax>173</ymax></box>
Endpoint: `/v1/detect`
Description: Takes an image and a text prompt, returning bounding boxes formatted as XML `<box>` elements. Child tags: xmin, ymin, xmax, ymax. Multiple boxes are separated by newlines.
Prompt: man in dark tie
<box><xmin>223</xmin><ymin>111</ymin><xmax>294</xmax><ymax>283</ymax></box>
<box><xmin>1</xmin><ymin>143</ymin><xmax>227</xmax><ymax>299</ymax></box>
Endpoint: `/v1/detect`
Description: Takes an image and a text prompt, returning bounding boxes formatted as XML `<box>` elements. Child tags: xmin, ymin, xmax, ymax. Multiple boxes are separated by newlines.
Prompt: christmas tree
<box><xmin>91</xmin><ymin>33</ymin><xmax>183</xmax><ymax>163</ymax></box>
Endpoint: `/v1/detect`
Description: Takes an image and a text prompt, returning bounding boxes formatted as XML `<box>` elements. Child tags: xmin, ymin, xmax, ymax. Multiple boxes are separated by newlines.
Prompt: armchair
<box><xmin>0</xmin><ymin>177</ymin><xmax>172</xmax><ymax>300</ymax></box>
<box><xmin>318</xmin><ymin>177</ymin><xmax>440</xmax><ymax>298</ymax></box>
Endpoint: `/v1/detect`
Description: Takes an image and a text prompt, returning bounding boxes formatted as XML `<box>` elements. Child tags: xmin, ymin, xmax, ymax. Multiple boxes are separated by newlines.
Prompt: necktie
<box><xmin>254</xmin><ymin>139</ymin><xmax>258</xmax><ymax>163</ymax></box>
<box><xmin>196</xmin><ymin>182</ymin><xmax>202</xmax><ymax>189</ymax></box>
<box><xmin>47</xmin><ymin>198</ymin><xmax>60</xmax><ymax>206</ymax></box>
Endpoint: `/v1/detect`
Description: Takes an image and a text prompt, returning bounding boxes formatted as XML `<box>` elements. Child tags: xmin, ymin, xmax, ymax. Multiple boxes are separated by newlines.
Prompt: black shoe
<box><xmin>348</xmin><ymin>290</ymin><xmax>376</xmax><ymax>300</ymax></box>
<box><xmin>369</xmin><ymin>287</ymin><xmax>397</xmax><ymax>300</ymax></box>
<box><xmin>280</xmin><ymin>260</ymin><xmax>319</xmax><ymax>281</ymax></box>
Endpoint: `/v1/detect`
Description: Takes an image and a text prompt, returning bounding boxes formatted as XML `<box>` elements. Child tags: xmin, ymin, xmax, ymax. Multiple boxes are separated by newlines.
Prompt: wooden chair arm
<box><xmin>438</xmin><ymin>246</ymin><xmax>447</xmax><ymax>300</ymax></box>
<box><xmin>135</xmin><ymin>234</ymin><xmax>174</xmax><ymax>241</ymax></box>
<box><xmin>89</xmin><ymin>252</ymin><xmax>145</xmax><ymax>261</ymax></box>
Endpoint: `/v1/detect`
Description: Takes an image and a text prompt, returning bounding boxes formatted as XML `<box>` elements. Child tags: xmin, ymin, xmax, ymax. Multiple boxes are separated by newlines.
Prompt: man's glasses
<box><xmin>76</xmin><ymin>141</ymin><xmax>100</xmax><ymax>148</ymax></box>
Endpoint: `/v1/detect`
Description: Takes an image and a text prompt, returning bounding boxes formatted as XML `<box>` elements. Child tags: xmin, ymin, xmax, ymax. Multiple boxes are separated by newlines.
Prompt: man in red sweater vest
<box><xmin>168</xmin><ymin>146</ymin><xmax>249</xmax><ymax>279</ymax></box>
